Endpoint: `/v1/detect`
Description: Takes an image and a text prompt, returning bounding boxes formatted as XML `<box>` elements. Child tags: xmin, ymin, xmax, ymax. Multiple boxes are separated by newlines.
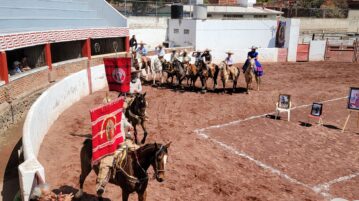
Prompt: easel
<box><xmin>306</xmin><ymin>114</ymin><xmax>324</xmax><ymax>127</ymax></box>
<box><xmin>342</xmin><ymin>110</ymin><xmax>359</xmax><ymax>133</ymax></box>
<box><xmin>275</xmin><ymin>102</ymin><xmax>291</xmax><ymax>121</ymax></box>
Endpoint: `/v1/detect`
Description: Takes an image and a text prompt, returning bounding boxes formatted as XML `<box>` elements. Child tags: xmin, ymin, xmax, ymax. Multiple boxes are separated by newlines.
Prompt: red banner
<box><xmin>90</xmin><ymin>97</ymin><xmax>125</xmax><ymax>164</ymax></box>
<box><xmin>104</xmin><ymin>58</ymin><xmax>131</xmax><ymax>93</ymax></box>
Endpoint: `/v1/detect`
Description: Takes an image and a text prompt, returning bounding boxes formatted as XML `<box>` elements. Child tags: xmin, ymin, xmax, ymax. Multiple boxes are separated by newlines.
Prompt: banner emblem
<box><xmin>112</xmin><ymin>68</ymin><xmax>126</xmax><ymax>84</ymax></box>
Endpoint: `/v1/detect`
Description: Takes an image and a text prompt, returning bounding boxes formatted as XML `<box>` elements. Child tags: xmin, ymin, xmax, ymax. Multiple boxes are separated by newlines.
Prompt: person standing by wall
<box><xmin>129</xmin><ymin>35</ymin><xmax>137</xmax><ymax>52</ymax></box>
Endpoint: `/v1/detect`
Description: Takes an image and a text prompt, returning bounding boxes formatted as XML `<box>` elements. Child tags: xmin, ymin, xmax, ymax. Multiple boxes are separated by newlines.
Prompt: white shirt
<box><xmin>130</xmin><ymin>78</ymin><xmax>142</xmax><ymax>94</ymax></box>
<box><xmin>225</xmin><ymin>56</ymin><xmax>234</xmax><ymax>65</ymax></box>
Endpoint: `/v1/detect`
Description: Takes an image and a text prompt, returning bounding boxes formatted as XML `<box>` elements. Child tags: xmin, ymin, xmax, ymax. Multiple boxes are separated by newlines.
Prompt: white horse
<box><xmin>149</xmin><ymin>56</ymin><xmax>163</xmax><ymax>85</ymax></box>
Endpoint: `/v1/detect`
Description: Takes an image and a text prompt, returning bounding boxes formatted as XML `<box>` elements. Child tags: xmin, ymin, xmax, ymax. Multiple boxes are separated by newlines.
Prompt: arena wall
<box><xmin>309</xmin><ymin>40</ymin><xmax>326</xmax><ymax>61</ymax></box>
<box><xmin>18</xmin><ymin>64</ymin><xmax>108</xmax><ymax>201</ymax></box>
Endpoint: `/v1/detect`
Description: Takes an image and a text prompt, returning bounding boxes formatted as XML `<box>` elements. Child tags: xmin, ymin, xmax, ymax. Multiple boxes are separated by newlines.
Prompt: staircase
<box><xmin>0</xmin><ymin>0</ymin><xmax>127</xmax><ymax>34</ymax></box>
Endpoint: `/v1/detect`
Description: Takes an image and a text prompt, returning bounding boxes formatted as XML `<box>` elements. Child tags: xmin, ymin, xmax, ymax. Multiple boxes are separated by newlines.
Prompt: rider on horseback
<box><xmin>170</xmin><ymin>49</ymin><xmax>179</xmax><ymax>63</ymax></box>
<box><xmin>193</xmin><ymin>50</ymin><xmax>202</xmax><ymax>67</ymax></box>
<box><xmin>201</xmin><ymin>48</ymin><xmax>213</xmax><ymax>76</ymax></box>
<box><xmin>180</xmin><ymin>49</ymin><xmax>191</xmax><ymax>64</ymax></box>
<box><xmin>242</xmin><ymin>46</ymin><xmax>263</xmax><ymax>76</ymax></box>
<box><xmin>225</xmin><ymin>51</ymin><xmax>234</xmax><ymax>67</ymax></box>
<box><xmin>96</xmin><ymin>107</ymin><xmax>134</xmax><ymax>197</ymax></box>
<box><xmin>136</xmin><ymin>41</ymin><xmax>148</xmax><ymax>65</ymax></box>
<box><xmin>155</xmin><ymin>44</ymin><xmax>166</xmax><ymax>63</ymax></box>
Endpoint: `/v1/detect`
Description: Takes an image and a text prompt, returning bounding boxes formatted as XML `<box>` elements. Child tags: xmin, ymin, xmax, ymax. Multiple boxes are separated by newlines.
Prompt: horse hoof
<box><xmin>75</xmin><ymin>189</ymin><xmax>83</xmax><ymax>198</ymax></box>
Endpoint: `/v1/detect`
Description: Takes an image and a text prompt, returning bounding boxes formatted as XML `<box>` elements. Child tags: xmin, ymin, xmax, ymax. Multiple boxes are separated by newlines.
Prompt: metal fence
<box><xmin>267</xmin><ymin>7</ymin><xmax>348</xmax><ymax>18</ymax></box>
<box><xmin>110</xmin><ymin>1</ymin><xmax>180</xmax><ymax>17</ymax></box>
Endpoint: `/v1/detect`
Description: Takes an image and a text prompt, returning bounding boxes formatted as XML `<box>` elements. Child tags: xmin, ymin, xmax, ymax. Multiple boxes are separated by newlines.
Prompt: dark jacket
<box><xmin>201</xmin><ymin>52</ymin><xmax>212</xmax><ymax>63</ymax></box>
<box><xmin>129</xmin><ymin>38</ymin><xmax>137</xmax><ymax>49</ymax></box>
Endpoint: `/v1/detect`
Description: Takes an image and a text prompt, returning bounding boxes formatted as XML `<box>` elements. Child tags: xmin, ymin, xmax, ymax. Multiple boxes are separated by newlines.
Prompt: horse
<box><xmin>183</xmin><ymin>63</ymin><xmax>198</xmax><ymax>90</ymax></box>
<box><xmin>172</xmin><ymin>59</ymin><xmax>186</xmax><ymax>89</ymax></box>
<box><xmin>218</xmin><ymin>61</ymin><xmax>240</xmax><ymax>93</ymax></box>
<box><xmin>197</xmin><ymin>60</ymin><xmax>219</xmax><ymax>92</ymax></box>
<box><xmin>125</xmin><ymin>93</ymin><xmax>148</xmax><ymax>144</ymax></box>
<box><xmin>244</xmin><ymin>58</ymin><xmax>257</xmax><ymax>94</ymax></box>
<box><xmin>75</xmin><ymin>139</ymin><xmax>171</xmax><ymax>201</ymax></box>
<box><xmin>162</xmin><ymin>60</ymin><xmax>176</xmax><ymax>85</ymax></box>
<box><xmin>150</xmin><ymin>57</ymin><xmax>163</xmax><ymax>86</ymax></box>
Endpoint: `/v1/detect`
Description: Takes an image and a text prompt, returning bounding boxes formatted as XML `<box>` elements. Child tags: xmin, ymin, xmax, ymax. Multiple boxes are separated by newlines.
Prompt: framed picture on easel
<box><xmin>311</xmin><ymin>103</ymin><xmax>323</xmax><ymax>116</ymax></box>
<box><xmin>278</xmin><ymin>94</ymin><xmax>291</xmax><ymax>109</ymax></box>
<box><xmin>348</xmin><ymin>87</ymin><xmax>359</xmax><ymax>110</ymax></box>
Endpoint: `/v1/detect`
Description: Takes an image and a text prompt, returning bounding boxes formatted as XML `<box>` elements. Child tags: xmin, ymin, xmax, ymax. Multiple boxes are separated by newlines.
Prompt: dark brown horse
<box><xmin>75</xmin><ymin>139</ymin><xmax>171</xmax><ymax>201</ymax></box>
<box><xmin>197</xmin><ymin>60</ymin><xmax>219</xmax><ymax>92</ymax></box>
<box><xmin>125</xmin><ymin>93</ymin><xmax>148</xmax><ymax>144</ymax></box>
<box><xmin>184</xmin><ymin>63</ymin><xmax>199</xmax><ymax>90</ymax></box>
<box><xmin>162</xmin><ymin>61</ymin><xmax>176</xmax><ymax>85</ymax></box>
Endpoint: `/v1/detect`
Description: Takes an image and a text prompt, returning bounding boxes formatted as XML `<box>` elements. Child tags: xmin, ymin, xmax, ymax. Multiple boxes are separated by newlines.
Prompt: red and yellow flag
<box><xmin>90</xmin><ymin>97</ymin><xmax>125</xmax><ymax>164</ymax></box>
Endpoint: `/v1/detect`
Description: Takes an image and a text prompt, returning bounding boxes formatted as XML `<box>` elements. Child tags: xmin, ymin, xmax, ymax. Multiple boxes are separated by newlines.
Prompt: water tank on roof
<box><xmin>193</xmin><ymin>5</ymin><xmax>207</xmax><ymax>20</ymax></box>
<box><xmin>171</xmin><ymin>4</ymin><xmax>183</xmax><ymax>19</ymax></box>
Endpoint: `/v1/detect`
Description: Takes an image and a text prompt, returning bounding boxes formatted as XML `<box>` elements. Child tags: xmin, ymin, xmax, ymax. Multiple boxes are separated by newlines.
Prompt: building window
<box><xmin>174</xmin><ymin>29</ymin><xmax>179</xmax><ymax>34</ymax></box>
<box><xmin>184</xmin><ymin>29</ymin><xmax>190</xmax><ymax>34</ymax></box>
<box><xmin>207</xmin><ymin>14</ymin><xmax>212</xmax><ymax>17</ymax></box>
<box><xmin>254</xmin><ymin>15</ymin><xmax>268</xmax><ymax>18</ymax></box>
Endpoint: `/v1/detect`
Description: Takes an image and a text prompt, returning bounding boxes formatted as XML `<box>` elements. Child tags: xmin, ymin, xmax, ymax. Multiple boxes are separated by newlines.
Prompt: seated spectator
<box><xmin>30</xmin><ymin>183</ymin><xmax>73</xmax><ymax>201</ymax></box>
<box><xmin>9</xmin><ymin>61</ymin><xmax>22</xmax><ymax>76</ymax></box>
<box><xmin>21</xmin><ymin>56</ymin><xmax>32</xmax><ymax>71</ymax></box>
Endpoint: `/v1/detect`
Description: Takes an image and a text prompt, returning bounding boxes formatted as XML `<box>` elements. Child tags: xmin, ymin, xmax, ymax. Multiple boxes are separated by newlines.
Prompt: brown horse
<box><xmin>218</xmin><ymin>61</ymin><xmax>240</xmax><ymax>93</ymax></box>
<box><xmin>125</xmin><ymin>93</ymin><xmax>148</xmax><ymax>144</ymax></box>
<box><xmin>197</xmin><ymin>60</ymin><xmax>219</xmax><ymax>92</ymax></box>
<box><xmin>75</xmin><ymin>139</ymin><xmax>171</xmax><ymax>201</ymax></box>
<box><xmin>184</xmin><ymin>63</ymin><xmax>199</xmax><ymax>90</ymax></box>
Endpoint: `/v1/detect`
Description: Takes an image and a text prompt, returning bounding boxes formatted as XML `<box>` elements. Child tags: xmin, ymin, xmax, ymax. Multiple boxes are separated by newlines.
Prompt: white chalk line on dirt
<box><xmin>195</xmin><ymin>96</ymin><xmax>350</xmax><ymax>200</ymax></box>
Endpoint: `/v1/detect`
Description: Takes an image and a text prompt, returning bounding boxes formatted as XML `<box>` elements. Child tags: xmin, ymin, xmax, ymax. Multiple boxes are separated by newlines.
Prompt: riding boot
<box><xmin>96</xmin><ymin>155</ymin><xmax>114</xmax><ymax>196</ymax></box>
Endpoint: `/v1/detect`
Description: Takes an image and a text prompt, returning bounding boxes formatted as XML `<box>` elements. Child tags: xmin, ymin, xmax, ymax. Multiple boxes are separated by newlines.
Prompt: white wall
<box><xmin>195</xmin><ymin>19</ymin><xmax>277</xmax><ymax>50</ymax></box>
<box><xmin>309</xmin><ymin>40</ymin><xmax>326</xmax><ymax>61</ymax></box>
<box><xmin>129</xmin><ymin>16</ymin><xmax>169</xmax><ymax>50</ymax></box>
<box><xmin>18</xmin><ymin>64</ymin><xmax>107</xmax><ymax>201</ymax></box>
<box><xmin>285</xmin><ymin>18</ymin><xmax>300</xmax><ymax>62</ymax></box>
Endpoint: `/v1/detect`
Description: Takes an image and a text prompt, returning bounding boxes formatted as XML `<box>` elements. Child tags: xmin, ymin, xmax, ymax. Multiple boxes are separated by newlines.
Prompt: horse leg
<box><xmin>122</xmin><ymin>190</ymin><xmax>130</xmax><ymax>201</ymax></box>
<box><xmin>75</xmin><ymin>149</ymin><xmax>92</xmax><ymax>198</ymax></box>
<box><xmin>138</xmin><ymin>191</ymin><xmax>147</xmax><ymax>201</ymax></box>
<box><xmin>140</xmin><ymin>121</ymin><xmax>148</xmax><ymax>144</ymax></box>
<box><xmin>134</xmin><ymin>125</ymin><xmax>139</xmax><ymax>144</ymax></box>
<box><xmin>257</xmin><ymin>77</ymin><xmax>261</xmax><ymax>91</ymax></box>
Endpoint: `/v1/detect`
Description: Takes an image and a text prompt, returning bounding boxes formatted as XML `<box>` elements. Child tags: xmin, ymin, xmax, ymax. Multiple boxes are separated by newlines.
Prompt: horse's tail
<box><xmin>82</xmin><ymin>138</ymin><xmax>93</xmax><ymax>159</ymax></box>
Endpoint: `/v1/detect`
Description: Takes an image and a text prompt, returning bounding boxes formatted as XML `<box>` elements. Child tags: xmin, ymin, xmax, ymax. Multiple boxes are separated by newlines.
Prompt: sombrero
<box><xmin>250</xmin><ymin>46</ymin><xmax>258</xmax><ymax>49</ymax></box>
<box><xmin>139</xmin><ymin>41</ymin><xmax>146</xmax><ymax>45</ymax></box>
<box><xmin>204</xmin><ymin>48</ymin><xmax>211</xmax><ymax>52</ymax></box>
<box><xmin>225</xmin><ymin>51</ymin><xmax>234</xmax><ymax>55</ymax></box>
<box><xmin>157</xmin><ymin>44</ymin><xmax>163</xmax><ymax>48</ymax></box>
<box><xmin>131</xmin><ymin>67</ymin><xmax>141</xmax><ymax>73</ymax></box>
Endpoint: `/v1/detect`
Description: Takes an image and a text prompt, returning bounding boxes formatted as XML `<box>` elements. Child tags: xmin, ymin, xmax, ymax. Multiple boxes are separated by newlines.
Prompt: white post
<box><xmin>284</xmin><ymin>19</ymin><xmax>300</xmax><ymax>62</ymax></box>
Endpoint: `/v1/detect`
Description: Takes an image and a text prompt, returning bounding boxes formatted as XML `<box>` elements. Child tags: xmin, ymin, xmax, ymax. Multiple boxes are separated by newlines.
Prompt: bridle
<box><xmin>153</xmin><ymin>145</ymin><xmax>166</xmax><ymax>178</ymax></box>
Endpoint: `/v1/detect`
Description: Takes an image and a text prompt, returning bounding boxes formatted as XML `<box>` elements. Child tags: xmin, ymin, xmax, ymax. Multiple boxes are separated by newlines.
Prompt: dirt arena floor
<box><xmin>38</xmin><ymin>61</ymin><xmax>359</xmax><ymax>201</ymax></box>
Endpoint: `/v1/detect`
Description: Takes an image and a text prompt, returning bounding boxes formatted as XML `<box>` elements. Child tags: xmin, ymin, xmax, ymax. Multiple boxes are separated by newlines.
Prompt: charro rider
<box><xmin>96</xmin><ymin>101</ymin><xmax>134</xmax><ymax>197</ymax></box>
<box><xmin>201</xmin><ymin>48</ymin><xmax>213</xmax><ymax>75</ymax></box>
<box><xmin>155</xmin><ymin>44</ymin><xmax>166</xmax><ymax>63</ymax></box>
<box><xmin>243</xmin><ymin>46</ymin><xmax>263</xmax><ymax>76</ymax></box>
<box><xmin>130</xmin><ymin>67</ymin><xmax>142</xmax><ymax>95</ymax></box>
<box><xmin>136</xmin><ymin>41</ymin><xmax>148</xmax><ymax>66</ymax></box>
<box><xmin>192</xmin><ymin>50</ymin><xmax>202</xmax><ymax>67</ymax></box>
<box><xmin>225</xmin><ymin>51</ymin><xmax>234</xmax><ymax>66</ymax></box>
<box><xmin>180</xmin><ymin>49</ymin><xmax>191</xmax><ymax>64</ymax></box>
<box><xmin>170</xmin><ymin>49</ymin><xmax>179</xmax><ymax>63</ymax></box>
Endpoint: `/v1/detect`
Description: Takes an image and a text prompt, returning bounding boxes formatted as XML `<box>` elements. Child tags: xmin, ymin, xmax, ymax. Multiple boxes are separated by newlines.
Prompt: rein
<box><xmin>116</xmin><ymin>145</ymin><xmax>166</xmax><ymax>184</ymax></box>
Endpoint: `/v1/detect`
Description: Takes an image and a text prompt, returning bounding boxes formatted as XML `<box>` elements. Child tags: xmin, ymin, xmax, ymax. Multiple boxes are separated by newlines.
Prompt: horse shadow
<box><xmin>53</xmin><ymin>185</ymin><xmax>110</xmax><ymax>201</ymax></box>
